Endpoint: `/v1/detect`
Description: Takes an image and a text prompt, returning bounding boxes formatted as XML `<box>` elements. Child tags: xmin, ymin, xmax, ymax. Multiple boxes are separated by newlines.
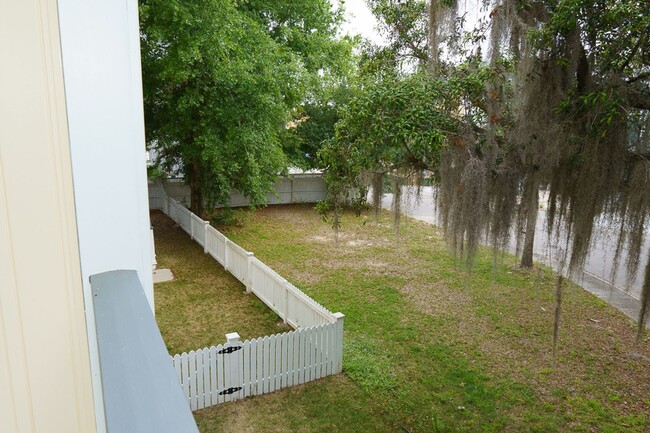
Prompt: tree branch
<box><xmin>619</xmin><ymin>34</ymin><xmax>645</xmax><ymax>73</ymax></box>
<box><xmin>627</xmin><ymin>71</ymin><xmax>650</xmax><ymax>84</ymax></box>
<box><xmin>627</xmin><ymin>87</ymin><xmax>650</xmax><ymax>110</ymax></box>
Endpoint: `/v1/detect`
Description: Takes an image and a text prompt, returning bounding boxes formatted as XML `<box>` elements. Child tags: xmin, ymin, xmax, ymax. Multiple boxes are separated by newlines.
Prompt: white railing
<box><xmin>224</xmin><ymin>239</ymin><xmax>250</xmax><ymax>285</ymax></box>
<box><xmin>151</xmin><ymin>182</ymin><xmax>345</xmax><ymax>409</ymax></box>
<box><xmin>190</xmin><ymin>213</ymin><xmax>207</xmax><ymax>247</ymax></box>
<box><xmin>177</xmin><ymin>205</ymin><xmax>192</xmax><ymax>235</ymax></box>
<box><xmin>205</xmin><ymin>225</ymin><xmax>226</xmax><ymax>266</ymax></box>
<box><xmin>155</xmin><ymin>185</ymin><xmax>339</xmax><ymax>329</ymax></box>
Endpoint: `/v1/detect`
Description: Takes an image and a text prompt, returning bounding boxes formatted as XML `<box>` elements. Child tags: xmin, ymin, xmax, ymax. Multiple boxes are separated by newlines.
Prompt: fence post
<box><xmin>203</xmin><ymin>221</ymin><xmax>209</xmax><ymax>254</ymax></box>
<box><xmin>171</xmin><ymin>200</ymin><xmax>178</xmax><ymax>224</ymax></box>
<box><xmin>333</xmin><ymin>312</ymin><xmax>345</xmax><ymax>374</ymax></box>
<box><xmin>225</xmin><ymin>332</ymin><xmax>243</xmax><ymax>401</ymax></box>
<box><xmin>190</xmin><ymin>214</ymin><xmax>195</xmax><ymax>240</ymax></box>
<box><xmin>224</xmin><ymin>239</ymin><xmax>230</xmax><ymax>271</ymax></box>
<box><xmin>283</xmin><ymin>281</ymin><xmax>290</xmax><ymax>325</ymax></box>
<box><xmin>245</xmin><ymin>252</ymin><xmax>254</xmax><ymax>293</ymax></box>
<box><xmin>150</xmin><ymin>227</ymin><xmax>157</xmax><ymax>270</ymax></box>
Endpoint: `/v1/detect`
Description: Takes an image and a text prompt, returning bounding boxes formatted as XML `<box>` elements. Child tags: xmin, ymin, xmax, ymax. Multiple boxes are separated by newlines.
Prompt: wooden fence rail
<box><xmin>150</xmin><ymin>181</ymin><xmax>345</xmax><ymax>409</ymax></box>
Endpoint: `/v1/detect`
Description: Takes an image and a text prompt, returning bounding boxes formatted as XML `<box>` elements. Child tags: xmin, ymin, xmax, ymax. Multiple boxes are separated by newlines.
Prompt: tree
<box><xmin>318</xmin><ymin>64</ymin><xmax>491</xmax><ymax>233</ymax></box>
<box><xmin>431</xmin><ymin>0</ymin><xmax>650</xmax><ymax>340</ymax></box>
<box><xmin>368</xmin><ymin>0</ymin><xmax>430</xmax><ymax>70</ymax></box>
<box><xmin>140</xmin><ymin>0</ymin><xmax>348</xmax><ymax>217</ymax></box>
<box><xmin>323</xmin><ymin>0</ymin><xmax>650</xmax><ymax>342</ymax></box>
<box><xmin>285</xmin><ymin>57</ymin><xmax>357</xmax><ymax>170</ymax></box>
<box><xmin>286</xmin><ymin>102</ymin><xmax>342</xmax><ymax>170</ymax></box>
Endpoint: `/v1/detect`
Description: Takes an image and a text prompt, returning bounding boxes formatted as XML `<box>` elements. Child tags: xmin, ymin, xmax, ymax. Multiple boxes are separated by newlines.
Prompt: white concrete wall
<box><xmin>57</xmin><ymin>1</ymin><xmax>153</xmax><ymax>432</ymax></box>
<box><xmin>0</xmin><ymin>1</ymin><xmax>97</xmax><ymax>432</ymax></box>
<box><xmin>151</xmin><ymin>175</ymin><xmax>328</xmax><ymax>209</ymax></box>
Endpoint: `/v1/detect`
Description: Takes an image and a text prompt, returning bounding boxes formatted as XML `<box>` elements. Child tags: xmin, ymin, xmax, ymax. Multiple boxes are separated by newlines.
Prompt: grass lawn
<box><xmin>153</xmin><ymin>206</ymin><xmax>650</xmax><ymax>432</ymax></box>
<box><xmin>151</xmin><ymin>211</ymin><xmax>287</xmax><ymax>354</ymax></box>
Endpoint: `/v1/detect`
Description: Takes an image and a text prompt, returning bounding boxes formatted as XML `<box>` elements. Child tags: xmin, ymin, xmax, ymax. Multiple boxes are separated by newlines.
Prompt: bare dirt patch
<box><xmin>400</xmin><ymin>281</ymin><xmax>472</xmax><ymax>317</ymax></box>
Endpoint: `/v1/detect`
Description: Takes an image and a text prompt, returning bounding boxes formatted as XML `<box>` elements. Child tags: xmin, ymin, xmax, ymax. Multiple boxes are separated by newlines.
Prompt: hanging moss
<box><xmin>434</xmin><ymin>0</ymin><xmax>650</xmax><ymax>341</ymax></box>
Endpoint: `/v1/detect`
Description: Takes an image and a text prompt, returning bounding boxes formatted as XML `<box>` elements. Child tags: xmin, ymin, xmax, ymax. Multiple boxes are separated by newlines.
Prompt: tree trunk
<box><xmin>636</xmin><ymin>252</ymin><xmax>650</xmax><ymax>343</ymax></box>
<box><xmin>427</xmin><ymin>0</ymin><xmax>439</xmax><ymax>74</ymax></box>
<box><xmin>391</xmin><ymin>176</ymin><xmax>402</xmax><ymax>235</ymax></box>
<box><xmin>188</xmin><ymin>156</ymin><xmax>204</xmax><ymax>218</ymax></box>
<box><xmin>521</xmin><ymin>171</ymin><xmax>539</xmax><ymax>268</ymax></box>
<box><xmin>553</xmin><ymin>274</ymin><xmax>564</xmax><ymax>355</ymax></box>
<box><xmin>372</xmin><ymin>171</ymin><xmax>384</xmax><ymax>219</ymax></box>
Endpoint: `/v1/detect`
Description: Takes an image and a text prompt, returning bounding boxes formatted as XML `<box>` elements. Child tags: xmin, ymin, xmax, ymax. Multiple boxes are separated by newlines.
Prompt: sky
<box><xmin>334</xmin><ymin>0</ymin><xmax>386</xmax><ymax>45</ymax></box>
<box><xmin>336</xmin><ymin>1</ymin><xmax>487</xmax><ymax>53</ymax></box>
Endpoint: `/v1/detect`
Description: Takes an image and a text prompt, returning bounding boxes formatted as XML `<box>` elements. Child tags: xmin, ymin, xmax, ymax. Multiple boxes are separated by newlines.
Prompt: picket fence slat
<box><xmin>292</xmin><ymin>330</ymin><xmax>300</xmax><ymax>385</ymax></box>
<box><xmin>234</xmin><ymin>341</ymin><xmax>243</xmax><ymax>401</ymax></box>
<box><xmin>286</xmin><ymin>332</ymin><xmax>293</xmax><ymax>387</ymax></box>
<box><xmin>203</xmin><ymin>349</ymin><xmax>211</xmax><ymax>408</ymax></box>
<box><xmin>268</xmin><ymin>335</ymin><xmax>276</xmax><ymax>393</ymax></box>
<box><xmin>224</xmin><ymin>343</ymin><xmax>233</xmax><ymax>403</ymax></box>
<box><xmin>188</xmin><ymin>351</ymin><xmax>197</xmax><ymax>411</ymax></box>
<box><xmin>173</xmin><ymin>354</ymin><xmax>181</xmax><ymax>383</ymax></box>
<box><xmin>209</xmin><ymin>346</ymin><xmax>217</xmax><ymax>406</ymax></box>
<box><xmin>298</xmin><ymin>329</ymin><xmax>305</xmax><ymax>385</ymax></box>
<box><xmin>196</xmin><ymin>349</ymin><xmax>203</xmax><ymax>409</ymax></box>
<box><xmin>314</xmin><ymin>326</ymin><xmax>322</xmax><ymax>380</ymax></box>
<box><xmin>243</xmin><ymin>340</ymin><xmax>250</xmax><ymax>398</ymax></box>
<box><xmin>262</xmin><ymin>336</ymin><xmax>270</xmax><ymax>394</ymax></box>
<box><xmin>216</xmin><ymin>345</ymin><xmax>224</xmax><ymax>405</ymax></box>
<box><xmin>250</xmin><ymin>338</ymin><xmax>258</xmax><ymax>396</ymax></box>
<box><xmin>275</xmin><ymin>334</ymin><xmax>282</xmax><ymax>391</ymax></box>
<box><xmin>181</xmin><ymin>353</ymin><xmax>189</xmax><ymax>404</ymax></box>
<box><xmin>255</xmin><ymin>337</ymin><xmax>263</xmax><ymax>396</ymax></box>
<box><xmin>307</xmin><ymin>327</ymin><xmax>314</xmax><ymax>383</ymax></box>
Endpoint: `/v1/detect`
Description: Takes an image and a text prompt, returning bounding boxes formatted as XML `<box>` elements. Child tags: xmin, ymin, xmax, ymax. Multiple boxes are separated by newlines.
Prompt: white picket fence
<box><xmin>172</xmin><ymin>323</ymin><xmax>343</xmax><ymax>411</ymax></box>
<box><xmin>151</xmin><ymin>182</ymin><xmax>345</xmax><ymax>409</ymax></box>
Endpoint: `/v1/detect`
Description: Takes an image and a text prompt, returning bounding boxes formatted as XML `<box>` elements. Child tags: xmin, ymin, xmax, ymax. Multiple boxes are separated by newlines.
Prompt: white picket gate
<box><xmin>151</xmin><ymin>181</ymin><xmax>346</xmax><ymax>410</ymax></box>
<box><xmin>171</xmin><ymin>320</ymin><xmax>344</xmax><ymax>410</ymax></box>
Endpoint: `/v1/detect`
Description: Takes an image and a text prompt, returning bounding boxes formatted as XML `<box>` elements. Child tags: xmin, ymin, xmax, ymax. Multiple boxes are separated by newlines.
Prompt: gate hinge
<box><xmin>218</xmin><ymin>346</ymin><xmax>242</xmax><ymax>355</ymax></box>
<box><xmin>218</xmin><ymin>387</ymin><xmax>242</xmax><ymax>395</ymax></box>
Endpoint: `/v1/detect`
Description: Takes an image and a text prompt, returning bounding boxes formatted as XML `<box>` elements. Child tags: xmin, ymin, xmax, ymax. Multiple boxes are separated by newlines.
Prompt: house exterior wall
<box><xmin>57</xmin><ymin>0</ymin><xmax>154</xmax><ymax>306</ymax></box>
<box><xmin>0</xmin><ymin>1</ymin><xmax>97</xmax><ymax>432</ymax></box>
<box><xmin>56</xmin><ymin>1</ymin><xmax>154</xmax><ymax>431</ymax></box>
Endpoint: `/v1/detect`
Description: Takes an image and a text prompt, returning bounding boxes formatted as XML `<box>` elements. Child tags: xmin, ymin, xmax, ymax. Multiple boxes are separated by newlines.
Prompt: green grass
<box><xmin>151</xmin><ymin>211</ymin><xmax>287</xmax><ymax>354</ymax></box>
<box><xmin>153</xmin><ymin>206</ymin><xmax>650</xmax><ymax>432</ymax></box>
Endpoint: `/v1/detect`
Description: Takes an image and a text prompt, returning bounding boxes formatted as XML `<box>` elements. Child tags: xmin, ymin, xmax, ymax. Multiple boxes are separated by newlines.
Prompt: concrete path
<box><xmin>378</xmin><ymin>186</ymin><xmax>648</xmax><ymax>328</ymax></box>
<box><xmin>153</xmin><ymin>268</ymin><xmax>174</xmax><ymax>283</ymax></box>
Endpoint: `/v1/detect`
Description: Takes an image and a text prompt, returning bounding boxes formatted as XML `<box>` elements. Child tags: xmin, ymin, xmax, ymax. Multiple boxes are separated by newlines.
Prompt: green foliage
<box><xmin>285</xmin><ymin>79</ymin><xmax>357</xmax><ymax>169</ymax></box>
<box><xmin>334</xmin><ymin>72</ymin><xmax>456</xmax><ymax>174</ymax></box>
<box><xmin>140</xmin><ymin>0</ymin><xmax>293</xmax><ymax>213</ymax></box>
<box><xmin>367</xmin><ymin>0</ymin><xmax>430</xmax><ymax>69</ymax></box>
<box><xmin>317</xmin><ymin>63</ymin><xmax>495</xmax><ymax>226</ymax></box>
<box><xmin>140</xmin><ymin>0</ymin><xmax>350</xmax><ymax>215</ymax></box>
<box><xmin>289</xmin><ymin>103</ymin><xmax>341</xmax><ymax>169</ymax></box>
